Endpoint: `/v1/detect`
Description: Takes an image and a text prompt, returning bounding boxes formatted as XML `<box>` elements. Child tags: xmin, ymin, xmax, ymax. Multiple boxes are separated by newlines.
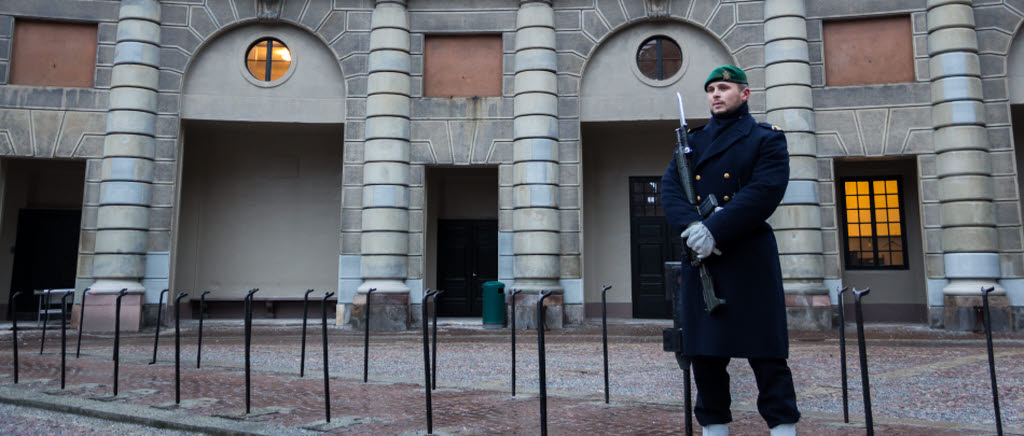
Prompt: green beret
<box><xmin>704</xmin><ymin>65</ymin><xmax>748</xmax><ymax>89</ymax></box>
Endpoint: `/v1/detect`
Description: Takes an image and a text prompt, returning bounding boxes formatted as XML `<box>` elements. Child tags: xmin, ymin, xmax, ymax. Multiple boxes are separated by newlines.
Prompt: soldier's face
<box><xmin>706</xmin><ymin>81</ymin><xmax>750</xmax><ymax>116</ymax></box>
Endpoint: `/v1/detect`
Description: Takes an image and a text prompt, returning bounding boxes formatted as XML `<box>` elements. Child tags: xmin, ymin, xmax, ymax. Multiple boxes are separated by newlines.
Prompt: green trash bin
<box><xmin>481</xmin><ymin>281</ymin><xmax>506</xmax><ymax>329</ymax></box>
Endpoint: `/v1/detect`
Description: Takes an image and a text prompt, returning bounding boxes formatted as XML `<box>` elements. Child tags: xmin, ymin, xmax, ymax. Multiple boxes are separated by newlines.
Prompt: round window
<box><xmin>245</xmin><ymin>38</ymin><xmax>292</xmax><ymax>82</ymax></box>
<box><xmin>636</xmin><ymin>36</ymin><xmax>682</xmax><ymax>81</ymax></box>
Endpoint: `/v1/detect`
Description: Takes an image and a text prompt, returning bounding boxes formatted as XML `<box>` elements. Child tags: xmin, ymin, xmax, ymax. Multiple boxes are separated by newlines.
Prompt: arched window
<box><xmin>636</xmin><ymin>36</ymin><xmax>682</xmax><ymax>81</ymax></box>
<box><xmin>245</xmin><ymin>38</ymin><xmax>292</xmax><ymax>81</ymax></box>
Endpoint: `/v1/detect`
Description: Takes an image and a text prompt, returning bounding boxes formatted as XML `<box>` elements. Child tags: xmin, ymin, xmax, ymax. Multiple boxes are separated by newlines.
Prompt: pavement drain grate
<box><xmin>91</xmin><ymin>388</ymin><xmax>161</xmax><ymax>402</ymax></box>
<box><xmin>152</xmin><ymin>397</ymin><xmax>221</xmax><ymax>410</ymax></box>
<box><xmin>215</xmin><ymin>406</ymin><xmax>293</xmax><ymax>421</ymax></box>
<box><xmin>301</xmin><ymin>416</ymin><xmax>382</xmax><ymax>432</ymax></box>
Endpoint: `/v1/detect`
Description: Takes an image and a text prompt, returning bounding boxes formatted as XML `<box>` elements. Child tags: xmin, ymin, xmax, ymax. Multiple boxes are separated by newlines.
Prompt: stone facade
<box><xmin>0</xmin><ymin>0</ymin><xmax>1020</xmax><ymax>332</ymax></box>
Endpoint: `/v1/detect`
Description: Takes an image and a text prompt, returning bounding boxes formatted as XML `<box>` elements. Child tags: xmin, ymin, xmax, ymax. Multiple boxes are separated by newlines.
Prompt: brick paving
<box><xmin>1</xmin><ymin>320</ymin><xmax>1022</xmax><ymax>435</ymax></box>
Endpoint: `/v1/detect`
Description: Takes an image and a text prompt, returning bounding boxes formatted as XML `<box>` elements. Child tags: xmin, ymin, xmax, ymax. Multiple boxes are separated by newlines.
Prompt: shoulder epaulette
<box><xmin>687</xmin><ymin>125</ymin><xmax>706</xmax><ymax>133</ymax></box>
<box><xmin>758</xmin><ymin>122</ymin><xmax>783</xmax><ymax>132</ymax></box>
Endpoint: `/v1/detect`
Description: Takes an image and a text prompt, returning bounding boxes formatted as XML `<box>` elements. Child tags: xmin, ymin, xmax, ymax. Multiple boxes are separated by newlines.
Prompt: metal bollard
<box><xmin>321</xmin><ymin>291</ymin><xmax>334</xmax><ymax>423</ymax></box>
<box><xmin>175</xmin><ymin>292</ymin><xmax>188</xmax><ymax>404</ymax></box>
<box><xmin>980</xmin><ymin>286</ymin><xmax>1003</xmax><ymax>436</ymax></box>
<box><xmin>432</xmin><ymin>290</ymin><xmax>443</xmax><ymax>390</ymax></box>
<box><xmin>300</xmin><ymin>289</ymin><xmax>314</xmax><ymax>377</ymax></box>
<box><xmin>113</xmin><ymin>289</ymin><xmax>128</xmax><ymax>396</ymax></box>
<box><xmin>509</xmin><ymin>289</ymin><xmax>522</xmax><ymax>396</ymax></box>
<box><xmin>60</xmin><ymin>291</ymin><xmax>73</xmax><ymax>389</ymax></box>
<box><xmin>40</xmin><ymin>290</ymin><xmax>51</xmax><ymax>354</ymax></box>
<box><xmin>363</xmin><ymin>288</ymin><xmax>377</xmax><ymax>383</ymax></box>
<box><xmin>244</xmin><ymin>288</ymin><xmax>259</xmax><ymax>413</ymax></box>
<box><xmin>537</xmin><ymin>290</ymin><xmax>553</xmax><ymax>436</ymax></box>
<box><xmin>837</xmin><ymin>286</ymin><xmax>850</xmax><ymax>424</ymax></box>
<box><xmin>421</xmin><ymin>289</ymin><xmax>439</xmax><ymax>434</ymax></box>
<box><xmin>852</xmin><ymin>287</ymin><xmax>872</xmax><ymax>435</ymax></box>
<box><xmin>600</xmin><ymin>285</ymin><xmax>613</xmax><ymax>403</ymax></box>
<box><xmin>76</xmin><ymin>288</ymin><xmax>90</xmax><ymax>358</ymax></box>
<box><xmin>196</xmin><ymin>291</ymin><xmax>210</xmax><ymax>369</ymax></box>
<box><xmin>12</xmin><ymin>291</ymin><xmax>23</xmax><ymax>383</ymax></box>
<box><xmin>149</xmin><ymin>289</ymin><xmax>169</xmax><ymax>365</ymax></box>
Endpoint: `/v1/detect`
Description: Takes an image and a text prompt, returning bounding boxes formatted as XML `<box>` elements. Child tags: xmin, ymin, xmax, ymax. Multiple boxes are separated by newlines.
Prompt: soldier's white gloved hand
<box><xmin>680</xmin><ymin>222</ymin><xmax>716</xmax><ymax>259</ymax></box>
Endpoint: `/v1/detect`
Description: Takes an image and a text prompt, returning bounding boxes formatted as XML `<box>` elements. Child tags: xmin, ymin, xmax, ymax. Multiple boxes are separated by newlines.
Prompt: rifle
<box><xmin>671</xmin><ymin>92</ymin><xmax>725</xmax><ymax>315</ymax></box>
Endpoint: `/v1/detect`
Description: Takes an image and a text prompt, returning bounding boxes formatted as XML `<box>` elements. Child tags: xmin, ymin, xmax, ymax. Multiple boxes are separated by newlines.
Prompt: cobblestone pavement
<box><xmin>1</xmin><ymin>319</ymin><xmax>1021</xmax><ymax>435</ymax></box>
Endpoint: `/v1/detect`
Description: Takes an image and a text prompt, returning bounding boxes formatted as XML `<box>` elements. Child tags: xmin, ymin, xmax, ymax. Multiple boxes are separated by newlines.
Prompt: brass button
<box><xmin>724</xmin><ymin>195</ymin><xmax>730</xmax><ymax>201</ymax></box>
<box><xmin>723</xmin><ymin>173</ymin><xmax>730</xmax><ymax>179</ymax></box>
<box><xmin>695</xmin><ymin>175</ymin><xmax>701</xmax><ymax>181</ymax></box>
<box><xmin>697</xmin><ymin>195</ymin><xmax>701</xmax><ymax>201</ymax></box>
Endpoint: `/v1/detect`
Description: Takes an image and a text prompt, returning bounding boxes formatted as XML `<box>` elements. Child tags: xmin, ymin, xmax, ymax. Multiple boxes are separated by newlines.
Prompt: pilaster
<box><xmin>89</xmin><ymin>0</ymin><xmax>162</xmax><ymax>331</ymax></box>
<box><xmin>355</xmin><ymin>0</ymin><xmax>412</xmax><ymax>330</ymax></box>
<box><xmin>927</xmin><ymin>0</ymin><xmax>1006</xmax><ymax>330</ymax></box>
<box><xmin>512</xmin><ymin>0</ymin><xmax>562</xmax><ymax>328</ymax></box>
<box><xmin>764</xmin><ymin>0</ymin><xmax>830</xmax><ymax>330</ymax></box>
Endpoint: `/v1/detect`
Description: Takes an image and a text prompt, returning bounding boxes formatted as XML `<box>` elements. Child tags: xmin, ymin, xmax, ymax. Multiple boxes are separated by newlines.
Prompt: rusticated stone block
<box><xmin>944</xmin><ymin>295</ymin><xmax>1011</xmax><ymax>332</ymax></box>
<box><xmin>351</xmin><ymin>292</ymin><xmax>410</xmax><ymax>331</ymax></box>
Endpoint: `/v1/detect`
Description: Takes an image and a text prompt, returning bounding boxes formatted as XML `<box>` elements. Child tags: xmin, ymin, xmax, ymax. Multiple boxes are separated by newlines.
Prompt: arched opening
<box><xmin>580</xmin><ymin>21</ymin><xmax>734</xmax><ymax>318</ymax></box>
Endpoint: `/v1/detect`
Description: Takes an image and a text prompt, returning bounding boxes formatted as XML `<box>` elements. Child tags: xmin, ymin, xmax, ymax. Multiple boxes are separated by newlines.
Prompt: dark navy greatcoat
<box><xmin>660</xmin><ymin>111</ymin><xmax>791</xmax><ymax>359</ymax></box>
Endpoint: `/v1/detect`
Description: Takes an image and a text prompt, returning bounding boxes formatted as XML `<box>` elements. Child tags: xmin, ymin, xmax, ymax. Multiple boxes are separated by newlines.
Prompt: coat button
<box><xmin>697</xmin><ymin>195</ymin><xmax>701</xmax><ymax>201</ymax></box>
<box><xmin>695</xmin><ymin>175</ymin><xmax>701</xmax><ymax>181</ymax></box>
<box><xmin>724</xmin><ymin>195</ymin><xmax>730</xmax><ymax>201</ymax></box>
<box><xmin>723</xmin><ymin>173</ymin><xmax>730</xmax><ymax>179</ymax></box>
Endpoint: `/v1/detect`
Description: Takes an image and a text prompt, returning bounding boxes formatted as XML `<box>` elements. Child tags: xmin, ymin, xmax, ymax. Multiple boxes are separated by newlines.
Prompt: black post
<box><xmin>40</xmin><ymin>290</ymin><xmax>51</xmax><ymax>354</ymax></box>
<box><xmin>113</xmin><ymin>289</ymin><xmax>128</xmax><ymax>396</ymax></box>
<box><xmin>432</xmin><ymin>290</ymin><xmax>443</xmax><ymax>390</ymax></box>
<box><xmin>321</xmin><ymin>291</ymin><xmax>334</xmax><ymax>423</ymax></box>
<box><xmin>853</xmin><ymin>287</ymin><xmax>872</xmax><ymax>435</ymax></box>
<box><xmin>837</xmin><ymin>286</ymin><xmax>849</xmax><ymax>423</ymax></box>
<box><xmin>244</xmin><ymin>288</ymin><xmax>258</xmax><ymax>414</ymax></box>
<box><xmin>76</xmin><ymin>288</ymin><xmax>90</xmax><ymax>358</ymax></box>
<box><xmin>363</xmin><ymin>287</ymin><xmax>376</xmax><ymax>383</ymax></box>
<box><xmin>175</xmin><ymin>292</ymin><xmax>187</xmax><ymax>404</ymax></box>
<box><xmin>196</xmin><ymin>290</ymin><xmax>210</xmax><ymax>369</ymax></box>
<box><xmin>300</xmin><ymin>289</ymin><xmax>314</xmax><ymax>377</ymax></box>
<box><xmin>12</xmin><ymin>291</ymin><xmax>23</xmax><ymax>383</ymax></box>
<box><xmin>149</xmin><ymin>289</ymin><xmax>169</xmax><ymax>365</ymax></box>
<box><xmin>421</xmin><ymin>289</ymin><xmax>438</xmax><ymax>434</ymax></box>
<box><xmin>537</xmin><ymin>290</ymin><xmax>553</xmax><ymax>436</ymax></box>
<box><xmin>60</xmin><ymin>291</ymin><xmax>73</xmax><ymax>389</ymax></box>
<box><xmin>509</xmin><ymin>289</ymin><xmax>522</xmax><ymax>396</ymax></box>
<box><xmin>600</xmin><ymin>285</ymin><xmax>612</xmax><ymax>403</ymax></box>
<box><xmin>980</xmin><ymin>286</ymin><xmax>1003</xmax><ymax>436</ymax></box>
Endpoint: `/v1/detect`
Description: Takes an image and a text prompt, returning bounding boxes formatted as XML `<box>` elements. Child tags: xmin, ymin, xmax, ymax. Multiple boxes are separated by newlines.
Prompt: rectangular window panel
<box><xmin>10</xmin><ymin>20</ymin><xmax>97</xmax><ymax>88</ymax></box>
<box><xmin>424</xmin><ymin>35</ymin><xmax>503</xmax><ymax>97</ymax></box>
<box><xmin>840</xmin><ymin>177</ymin><xmax>910</xmax><ymax>270</ymax></box>
<box><xmin>822</xmin><ymin>16</ymin><xmax>914</xmax><ymax>86</ymax></box>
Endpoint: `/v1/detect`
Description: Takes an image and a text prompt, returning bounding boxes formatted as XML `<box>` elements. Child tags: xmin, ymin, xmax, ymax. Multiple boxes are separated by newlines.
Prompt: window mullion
<box><xmin>265</xmin><ymin>39</ymin><xmax>274</xmax><ymax>81</ymax></box>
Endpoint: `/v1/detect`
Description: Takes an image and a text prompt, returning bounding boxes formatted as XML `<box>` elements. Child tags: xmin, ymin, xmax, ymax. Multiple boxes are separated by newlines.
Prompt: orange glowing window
<box><xmin>840</xmin><ymin>177</ymin><xmax>908</xmax><ymax>269</ymax></box>
<box><xmin>245</xmin><ymin>38</ymin><xmax>291</xmax><ymax>81</ymax></box>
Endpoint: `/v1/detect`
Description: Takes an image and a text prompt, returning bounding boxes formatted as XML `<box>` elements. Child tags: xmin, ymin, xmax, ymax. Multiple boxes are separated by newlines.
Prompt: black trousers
<box><xmin>691</xmin><ymin>356</ymin><xmax>800</xmax><ymax>428</ymax></box>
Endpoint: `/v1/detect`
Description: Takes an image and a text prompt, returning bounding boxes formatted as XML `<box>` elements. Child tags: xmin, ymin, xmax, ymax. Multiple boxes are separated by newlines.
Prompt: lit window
<box><xmin>636</xmin><ymin>36</ymin><xmax>682</xmax><ymax>81</ymax></box>
<box><xmin>840</xmin><ymin>177</ymin><xmax>908</xmax><ymax>269</ymax></box>
<box><xmin>245</xmin><ymin>38</ymin><xmax>291</xmax><ymax>82</ymax></box>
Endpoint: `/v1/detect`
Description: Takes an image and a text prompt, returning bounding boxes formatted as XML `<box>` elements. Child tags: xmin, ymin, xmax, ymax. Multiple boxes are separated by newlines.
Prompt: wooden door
<box><xmin>436</xmin><ymin>219</ymin><xmax>498</xmax><ymax>316</ymax></box>
<box><xmin>629</xmin><ymin>178</ymin><xmax>682</xmax><ymax>319</ymax></box>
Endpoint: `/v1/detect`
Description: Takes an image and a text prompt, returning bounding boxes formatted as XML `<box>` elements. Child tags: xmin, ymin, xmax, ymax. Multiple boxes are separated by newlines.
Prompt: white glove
<box><xmin>680</xmin><ymin>222</ymin><xmax>717</xmax><ymax>259</ymax></box>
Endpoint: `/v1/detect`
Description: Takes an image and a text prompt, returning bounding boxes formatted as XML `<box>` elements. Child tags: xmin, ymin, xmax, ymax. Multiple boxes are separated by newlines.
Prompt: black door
<box><xmin>436</xmin><ymin>219</ymin><xmax>498</xmax><ymax>317</ymax></box>
<box><xmin>8</xmin><ymin>209</ymin><xmax>82</xmax><ymax>316</ymax></box>
<box><xmin>629</xmin><ymin>178</ymin><xmax>682</xmax><ymax>319</ymax></box>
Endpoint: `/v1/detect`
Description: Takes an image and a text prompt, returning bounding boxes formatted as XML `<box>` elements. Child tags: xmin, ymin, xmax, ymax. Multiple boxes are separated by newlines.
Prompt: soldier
<box><xmin>660</xmin><ymin>65</ymin><xmax>799</xmax><ymax>436</ymax></box>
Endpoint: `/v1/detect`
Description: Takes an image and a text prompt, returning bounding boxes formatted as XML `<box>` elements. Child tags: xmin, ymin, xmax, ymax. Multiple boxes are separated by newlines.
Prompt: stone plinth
<box><xmin>944</xmin><ymin>295</ymin><xmax>1012</xmax><ymax>332</ymax></box>
<box><xmin>79</xmin><ymin>291</ymin><xmax>144</xmax><ymax>332</ymax></box>
<box><xmin>509</xmin><ymin>291</ymin><xmax>562</xmax><ymax>330</ymax></box>
<box><xmin>785</xmin><ymin>293</ymin><xmax>831</xmax><ymax>331</ymax></box>
<box><xmin>351</xmin><ymin>292</ymin><xmax>409</xmax><ymax>331</ymax></box>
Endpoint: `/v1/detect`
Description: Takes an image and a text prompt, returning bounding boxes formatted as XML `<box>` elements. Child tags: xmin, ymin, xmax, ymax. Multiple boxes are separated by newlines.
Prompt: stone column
<box><xmin>512</xmin><ymin>0</ymin><xmax>562</xmax><ymax>328</ymax></box>
<box><xmin>927</xmin><ymin>0</ymin><xmax>1008</xmax><ymax>330</ymax></box>
<box><xmin>355</xmin><ymin>0</ymin><xmax>412</xmax><ymax>331</ymax></box>
<box><xmin>86</xmin><ymin>0</ymin><xmax>161</xmax><ymax>332</ymax></box>
<box><xmin>763</xmin><ymin>0</ymin><xmax>830</xmax><ymax>329</ymax></box>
